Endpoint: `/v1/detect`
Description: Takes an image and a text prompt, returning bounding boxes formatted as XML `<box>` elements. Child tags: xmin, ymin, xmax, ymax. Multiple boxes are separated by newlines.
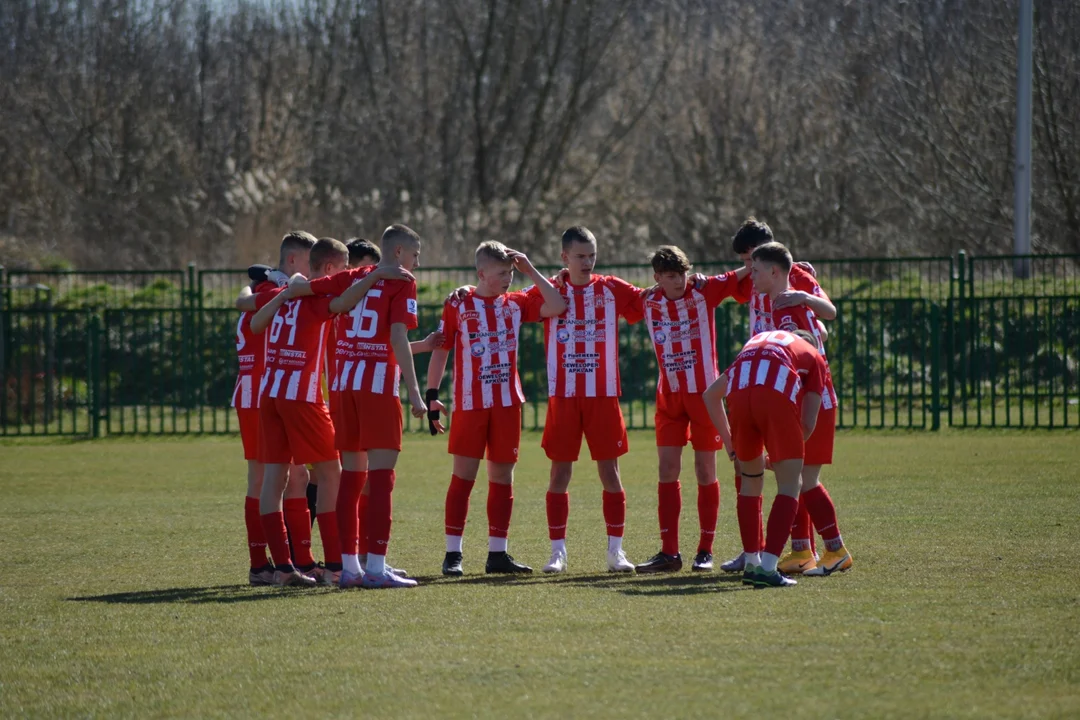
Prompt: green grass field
<box><xmin>2</xmin><ymin>431</ymin><xmax>1079</xmax><ymax>718</ymax></box>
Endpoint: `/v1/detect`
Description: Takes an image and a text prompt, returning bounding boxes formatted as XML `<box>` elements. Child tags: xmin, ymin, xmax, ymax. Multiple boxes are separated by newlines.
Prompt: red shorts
<box><xmin>333</xmin><ymin>390</ymin><xmax>404</xmax><ymax>452</ymax></box>
<box><xmin>727</xmin><ymin>387</ymin><xmax>804</xmax><ymax>463</ymax></box>
<box><xmin>804</xmin><ymin>405</ymin><xmax>835</xmax><ymax>466</ymax></box>
<box><xmin>542</xmin><ymin>396</ymin><xmax>628</xmax><ymax>462</ymax></box>
<box><xmin>655</xmin><ymin>390</ymin><xmax>724</xmax><ymax>451</ymax></box>
<box><xmin>258</xmin><ymin>397</ymin><xmax>337</xmax><ymax>465</ymax></box>
<box><xmin>449</xmin><ymin>405</ymin><xmax>522</xmax><ymax>464</ymax></box>
<box><xmin>236</xmin><ymin>407</ymin><xmax>260</xmax><ymax>461</ymax></box>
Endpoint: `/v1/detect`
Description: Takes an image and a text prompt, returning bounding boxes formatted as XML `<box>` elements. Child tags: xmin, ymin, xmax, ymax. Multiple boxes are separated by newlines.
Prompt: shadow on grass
<box><xmin>419</xmin><ymin>571</ymin><xmax>750</xmax><ymax>595</ymax></box>
<box><xmin>68</xmin><ymin>584</ymin><xmax>333</xmax><ymax>605</ymax></box>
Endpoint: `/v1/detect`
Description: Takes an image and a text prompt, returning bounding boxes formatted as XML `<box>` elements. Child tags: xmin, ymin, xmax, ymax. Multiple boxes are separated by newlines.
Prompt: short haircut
<box><xmin>381</xmin><ymin>224</ymin><xmax>421</xmax><ymax>252</ymax></box>
<box><xmin>279</xmin><ymin>230</ymin><xmax>317</xmax><ymax>265</ymax></box>
<box><xmin>751</xmin><ymin>241</ymin><xmax>793</xmax><ymax>275</ymax></box>
<box><xmin>793</xmin><ymin>329</ymin><xmax>819</xmax><ymax>349</ymax></box>
<box><xmin>309</xmin><ymin>237</ymin><xmax>349</xmax><ymax>273</ymax></box>
<box><xmin>731</xmin><ymin>217</ymin><xmax>774</xmax><ymax>254</ymax></box>
<box><xmin>651</xmin><ymin>245</ymin><xmax>692</xmax><ymax>274</ymax></box>
<box><xmin>346</xmin><ymin>238</ymin><xmax>380</xmax><ymax>265</ymax></box>
<box><xmin>475</xmin><ymin>240</ymin><xmax>511</xmax><ymax>268</ymax></box>
<box><xmin>561</xmin><ymin>226</ymin><xmax>597</xmax><ymax>250</ymax></box>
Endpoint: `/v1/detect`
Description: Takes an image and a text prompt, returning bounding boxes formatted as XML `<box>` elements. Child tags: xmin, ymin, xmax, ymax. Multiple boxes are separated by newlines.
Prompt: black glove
<box><xmin>426</xmin><ymin>388</ymin><xmax>441</xmax><ymax>436</ymax></box>
<box><xmin>248</xmin><ymin>264</ymin><xmax>273</xmax><ymax>283</ymax></box>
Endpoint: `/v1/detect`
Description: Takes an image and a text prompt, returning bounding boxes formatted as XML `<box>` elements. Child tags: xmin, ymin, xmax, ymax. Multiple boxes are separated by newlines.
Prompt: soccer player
<box><xmin>234</xmin><ymin>231</ymin><xmax>315</xmax><ymax>585</ymax></box>
<box><xmin>631</xmin><ymin>246</ymin><xmax>750</xmax><ymax>574</ymax></box>
<box><xmin>746</xmin><ymin>242</ymin><xmax>852</xmax><ymax>576</ymax></box>
<box><xmin>534</xmin><ymin>226</ymin><xmax>644</xmax><ymax>574</ymax></box>
<box><xmin>426</xmin><ymin>241</ymin><xmax>567</xmax><ymax>576</ymax></box>
<box><xmin>702</xmin><ymin>329</ymin><xmax>828</xmax><ymax>588</ymax></box>
<box><xmin>290</xmin><ymin>224</ymin><xmax>430</xmax><ymax>589</ymax></box>
<box><xmin>346</xmin><ymin>238</ymin><xmax>380</xmax><ymax>268</ymax></box>
<box><xmin>718</xmin><ymin>217</ymin><xmax>839</xmax><ymax>574</ymax></box>
<box><xmin>248</xmin><ymin>237</ymin><xmax>349</xmax><ymax>587</ymax></box>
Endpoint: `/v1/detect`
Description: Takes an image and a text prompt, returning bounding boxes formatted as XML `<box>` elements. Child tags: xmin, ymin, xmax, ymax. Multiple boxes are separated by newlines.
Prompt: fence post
<box><xmin>89</xmin><ymin>310</ymin><xmax>101</xmax><ymax>439</ymax></box>
<box><xmin>0</xmin><ymin>264</ymin><xmax>6</xmax><ymax>429</ymax></box>
<box><xmin>956</xmin><ymin>250</ymin><xmax>967</xmax><ymax>425</ymax></box>
<box><xmin>931</xmin><ymin>302</ymin><xmax>942</xmax><ymax>431</ymax></box>
<box><xmin>186</xmin><ymin>262</ymin><xmax>197</xmax><ymax>424</ymax></box>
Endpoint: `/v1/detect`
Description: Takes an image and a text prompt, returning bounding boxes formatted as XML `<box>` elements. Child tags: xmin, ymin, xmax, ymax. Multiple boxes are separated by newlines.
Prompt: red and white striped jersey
<box><xmin>438</xmin><ymin>289</ymin><xmax>544</xmax><ymax>411</ymax></box>
<box><xmin>638</xmin><ymin>272</ymin><xmax>743</xmax><ymax>395</ymax></box>
<box><xmin>724</xmin><ymin>331</ymin><xmax>827</xmax><ymax>405</ymax></box>
<box><xmin>758</xmin><ymin>290</ymin><xmax>838</xmax><ymax>411</ymax></box>
<box><xmin>529</xmin><ymin>275</ymin><xmax>643</xmax><ymax>398</ymax></box>
<box><xmin>232</xmin><ymin>280</ymin><xmax>276</xmax><ymax>409</ymax></box>
<box><xmin>309</xmin><ymin>266</ymin><xmax>419</xmax><ymax>397</ymax></box>
<box><xmin>254</xmin><ymin>288</ymin><xmax>335</xmax><ymax>404</ymax></box>
<box><xmin>747</xmin><ymin>264</ymin><xmax>829</xmax><ymax>338</ymax></box>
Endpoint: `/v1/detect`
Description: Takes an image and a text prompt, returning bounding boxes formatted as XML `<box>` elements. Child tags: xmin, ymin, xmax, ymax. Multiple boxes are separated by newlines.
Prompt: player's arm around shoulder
<box><xmin>250</xmin><ymin>287</ymin><xmax>290</xmax><ymax>335</ymax></box>
<box><xmin>606</xmin><ymin>275</ymin><xmax>645</xmax><ymax>324</ymax></box>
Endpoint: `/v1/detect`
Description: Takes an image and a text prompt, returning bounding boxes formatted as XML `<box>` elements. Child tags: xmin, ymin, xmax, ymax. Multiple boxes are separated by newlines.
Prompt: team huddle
<box><xmin>232</xmin><ymin>219</ymin><xmax>853</xmax><ymax>590</ymax></box>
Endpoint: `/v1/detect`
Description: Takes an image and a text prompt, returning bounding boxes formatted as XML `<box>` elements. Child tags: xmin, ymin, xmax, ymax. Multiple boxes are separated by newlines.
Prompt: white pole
<box><xmin>1014</xmin><ymin>0</ymin><xmax>1033</xmax><ymax>278</ymax></box>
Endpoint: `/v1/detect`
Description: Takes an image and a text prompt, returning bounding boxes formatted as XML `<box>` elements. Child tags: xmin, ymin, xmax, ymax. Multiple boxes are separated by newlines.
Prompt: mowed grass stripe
<box><xmin>1</xmin><ymin>432</ymin><xmax>1078</xmax><ymax>718</ymax></box>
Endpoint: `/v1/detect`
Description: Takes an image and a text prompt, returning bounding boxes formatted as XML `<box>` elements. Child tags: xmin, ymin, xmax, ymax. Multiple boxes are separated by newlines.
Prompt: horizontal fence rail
<box><xmin>1</xmin><ymin>253</ymin><xmax>1078</xmax><ymax>436</ymax></box>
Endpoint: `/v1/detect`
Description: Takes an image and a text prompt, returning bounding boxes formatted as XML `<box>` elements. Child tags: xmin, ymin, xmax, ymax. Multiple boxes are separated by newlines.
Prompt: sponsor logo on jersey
<box><xmin>407</xmin><ymin>298</ymin><xmax>418</xmax><ymax>314</ymax></box>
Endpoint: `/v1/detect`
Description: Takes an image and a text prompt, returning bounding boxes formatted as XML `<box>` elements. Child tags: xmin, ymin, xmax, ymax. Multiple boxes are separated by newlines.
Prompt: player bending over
<box><xmin>702</xmin><ymin>329</ymin><xmax>827</xmax><ymax>588</ymax></box>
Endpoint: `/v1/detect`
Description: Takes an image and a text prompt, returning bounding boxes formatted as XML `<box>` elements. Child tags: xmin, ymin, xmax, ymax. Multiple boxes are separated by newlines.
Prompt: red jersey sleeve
<box><xmin>703</xmin><ymin>272</ymin><xmax>742</xmax><ymax>308</ymax></box>
<box><xmin>438</xmin><ymin>299</ymin><xmax>459</xmax><ymax>350</ymax></box>
<box><xmin>789</xmin><ymin>265</ymin><xmax>830</xmax><ymax>304</ymax></box>
<box><xmin>607</xmin><ymin>276</ymin><xmax>644</xmax><ymax>324</ymax></box>
<box><xmin>253</xmin><ymin>287</ymin><xmax>284</xmax><ymax>310</ymax></box>
<box><xmin>509</xmin><ymin>290</ymin><xmax>544</xmax><ymax>323</ymax></box>
<box><xmin>388</xmin><ymin>280</ymin><xmax>419</xmax><ymax>330</ymax></box>
<box><xmin>309</xmin><ymin>267</ymin><xmax>356</xmax><ymax>297</ymax></box>
<box><xmin>732</xmin><ymin>273</ymin><xmax>753</xmax><ymax>305</ymax></box>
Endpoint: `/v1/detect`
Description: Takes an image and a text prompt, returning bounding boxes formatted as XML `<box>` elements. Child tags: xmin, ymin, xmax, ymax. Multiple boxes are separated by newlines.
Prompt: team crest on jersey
<box><xmin>556</xmin><ymin>328</ymin><xmax>571</xmax><ymax>344</ymax></box>
<box><xmin>753</xmin><ymin>319</ymin><xmax>768</xmax><ymax>335</ymax></box>
<box><xmin>407</xmin><ymin>299</ymin><xmax>418</xmax><ymax>314</ymax></box>
<box><xmin>654</xmin><ymin>331</ymin><xmax>668</xmax><ymax>343</ymax></box>
<box><xmin>778</xmin><ymin>320</ymin><xmax>798</xmax><ymax>333</ymax></box>
<box><xmin>470</xmin><ymin>343</ymin><xmax>486</xmax><ymax>357</ymax></box>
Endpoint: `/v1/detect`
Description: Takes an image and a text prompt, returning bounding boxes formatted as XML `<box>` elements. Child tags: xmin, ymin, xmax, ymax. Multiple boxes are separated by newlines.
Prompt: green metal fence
<box><xmin>2</xmin><ymin>254</ymin><xmax>1078</xmax><ymax>436</ymax></box>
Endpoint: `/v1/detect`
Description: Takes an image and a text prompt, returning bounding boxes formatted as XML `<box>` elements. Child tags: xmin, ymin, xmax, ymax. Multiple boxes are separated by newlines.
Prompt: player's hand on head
<box><xmin>795</xmin><ymin>260</ymin><xmax>817</xmax><ymax>278</ymax></box>
<box><xmin>772</xmin><ymin>290</ymin><xmax>808</xmax><ymax>310</ymax></box>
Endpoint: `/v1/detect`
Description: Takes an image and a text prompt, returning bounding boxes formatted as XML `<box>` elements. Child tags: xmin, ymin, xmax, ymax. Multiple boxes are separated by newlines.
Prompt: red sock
<box><xmin>336</xmin><ymin>470</ymin><xmax>364</xmax><ymax>556</ymax></box>
<box><xmin>736</xmin><ymin>495</ymin><xmax>763</xmax><ymax>555</ymax></box>
<box><xmin>802</xmin><ymin>484</ymin><xmax>842</xmax><ymax>548</ymax></box>
<box><xmin>366</xmin><ymin>469</ymin><xmax>395</xmax><ymax>554</ymax></box>
<box><xmin>487</xmin><ymin>482</ymin><xmax>514</xmax><ymax>538</ymax></box>
<box><xmin>357</xmin><ymin>492</ymin><xmax>370</xmax><ymax>556</ymax></box>
<box><xmin>316</xmin><ymin>512</ymin><xmax>341</xmax><ymax>565</ymax></box>
<box><xmin>790</xmin><ymin>498</ymin><xmax>813</xmax><ymax>548</ymax></box>
<box><xmin>764</xmin><ymin>494</ymin><xmax>799</xmax><ymax>557</ymax></box>
<box><xmin>658</xmin><ymin>482</ymin><xmax>681</xmax><ymax>555</ymax></box>
<box><xmin>284</xmin><ymin>498</ymin><xmax>315</xmax><ymax>567</ymax></box>
<box><xmin>697</xmin><ymin>481</ymin><xmax>720</xmax><ymax>553</ymax></box>
<box><xmin>444</xmin><ymin>475</ymin><xmax>475</xmax><ymax>537</ymax></box>
<box><xmin>546</xmin><ymin>492</ymin><xmax>569</xmax><ymax>540</ymax></box>
<box><xmin>602</xmin><ymin>490</ymin><xmax>626</xmax><ymax>537</ymax></box>
<box><xmin>244</xmin><ymin>496</ymin><xmax>268</xmax><ymax>568</ymax></box>
<box><xmin>260</xmin><ymin>511</ymin><xmax>292</xmax><ymax>568</ymax></box>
